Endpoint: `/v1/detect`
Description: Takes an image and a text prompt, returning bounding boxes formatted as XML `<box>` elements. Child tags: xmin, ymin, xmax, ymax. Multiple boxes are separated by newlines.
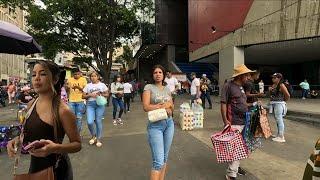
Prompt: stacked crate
<box><xmin>179</xmin><ymin>103</ymin><xmax>194</xmax><ymax>131</ymax></box>
<box><xmin>192</xmin><ymin>104</ymin><xmax>204</xmax><ymax>128</ymax></box>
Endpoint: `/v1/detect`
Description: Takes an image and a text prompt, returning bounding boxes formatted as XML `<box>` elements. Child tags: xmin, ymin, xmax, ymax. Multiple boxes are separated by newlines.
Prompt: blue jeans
<box><xmin>302</xmin><ymin>89</ymin><xmax>309</xmax><ymax>98</ymax></box>
<box><xmin>18</xmin><ymin>103</ymin><xmax>28</xmax><ymax>110</ymax></box>
<box><xmin>200</xmin><ymin>91</ymin><xmax>212</xmax><ymax>108</ymax></box>
<box><xmin>86</xmin><ymin>100</ymin><xmax>105</xmax><ymax>139</ymax></box>
<box><xmin>69</xmin><ymin>102</ymin><xmax>85</xmax><ymax>132</ymax></box>
<box><xmin>147</xmin><ymin>118</ymin><xmax>174</xmax><ymax>171</ymax></box>
<box><xmin>112</xmin><ymin>97</ymin><xmax>124</xmax><ymax>119</ymax></box>
<box><xmin>273</xmin><ymin>103</ymin><xmax>286</xmax><ymax>137</ymax></box>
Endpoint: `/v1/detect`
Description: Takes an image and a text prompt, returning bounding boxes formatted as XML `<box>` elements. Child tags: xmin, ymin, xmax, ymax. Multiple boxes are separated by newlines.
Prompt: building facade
<box><xmin>188</xmin><ymin>0</ymin><xmax>320</xmax><ymax>88</ymax></box>
<box><xmin>0</xmin><ymin>6</ymin><xmax>27</xmax><ymax>85</ymax></box>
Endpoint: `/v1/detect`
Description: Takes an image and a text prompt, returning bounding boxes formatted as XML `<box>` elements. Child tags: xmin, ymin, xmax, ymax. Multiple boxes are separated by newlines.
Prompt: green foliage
<box><xmin>115</xmin><ymin>45</ymin><xmax>133</xmax><ymax>65</ymax></box>
<box><xmin>0</xmin><ymin>0</ymin><xmax>153</xmax><ymax>83</ymax></box>
<box><xmin>141</xmin><ymin>22</ymin><xmax>156</xmax><ymax>45</ymax></box>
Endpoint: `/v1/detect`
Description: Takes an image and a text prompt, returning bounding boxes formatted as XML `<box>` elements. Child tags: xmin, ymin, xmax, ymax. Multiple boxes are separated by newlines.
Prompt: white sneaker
<box><xmin>96</xmin><ymin>141</ymin><xmax>102</xmax><ymax>147</ymax></box>
<box><xmin>272</xmin><ymin>137</ymin><xmax>286</xmax><ymax>143</ymax></box>
<box><xmin>89</xmin><ymin>137</ymin><xmax>97</xmax><ymax>145</ymax></box>
<box><xmin>127</xmin><ymin>110</ymin><xmax>130</xmax><ymax>113</ymax></box>
<box><xmin>113</xmin><ymin>120</ymin><xmax>117</xmax><ymax>126</ymax></box>
<box><xmin>117</xmin><ymin>118</ymin><xmax>123</xmax><ymax>125</ymax></box>
<box><xmin>302</xmin><ymin>97</ymin><xmax>306</xmax><ymax>100</ymax></box>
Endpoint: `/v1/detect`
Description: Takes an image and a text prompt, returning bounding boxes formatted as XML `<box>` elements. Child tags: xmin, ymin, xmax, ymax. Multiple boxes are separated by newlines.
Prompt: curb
<box><xmin>264</xmin><ymin>106</ymin><xmax>320</xmax><ymax>126</ymax></box>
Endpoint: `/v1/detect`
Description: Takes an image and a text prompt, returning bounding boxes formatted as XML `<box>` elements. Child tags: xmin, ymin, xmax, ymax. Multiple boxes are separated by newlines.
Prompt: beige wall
<box><xmin>190</xmin><ymin>0</ymin><xmax>320</xmax><ymax>61</ymax></box>
<box><xmin>218</xmin><ymin>46</ymin><xmax>245</xmax><ymax>94</ymax></box>
<box><xmin>0</xmin><ymin>7</ymin><xmax>27</xmax><ymax>84</ymax></box>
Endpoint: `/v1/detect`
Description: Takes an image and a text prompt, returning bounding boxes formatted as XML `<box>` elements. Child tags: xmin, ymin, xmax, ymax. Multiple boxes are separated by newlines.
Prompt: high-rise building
<box><xmin>0</xmin><ymin>6</ymin><xmax>27</xmax><ymax>84</ymax></box>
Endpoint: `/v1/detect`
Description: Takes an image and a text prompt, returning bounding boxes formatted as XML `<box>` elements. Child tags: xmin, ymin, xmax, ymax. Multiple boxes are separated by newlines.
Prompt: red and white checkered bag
<box><xmin>211</xmin><ymin>125</ymin><xmax>249</xmax><ymax>163</ymax></box>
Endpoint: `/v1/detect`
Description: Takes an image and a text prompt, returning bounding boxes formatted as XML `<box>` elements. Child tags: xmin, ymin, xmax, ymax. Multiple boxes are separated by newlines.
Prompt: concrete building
<box><xmin>133</xmin><ymin>0</ymin><xmax>188</xmax><ymax>81</ymax></box>
<box><xmin>0</xmin><ymin>6</ymin><xmax>27</xmax><ymax>85</ymax></box>
<box><xmin>188</xmin><ymin>0</ymin><xmax>320</xmax><ymax>89</ymax></box>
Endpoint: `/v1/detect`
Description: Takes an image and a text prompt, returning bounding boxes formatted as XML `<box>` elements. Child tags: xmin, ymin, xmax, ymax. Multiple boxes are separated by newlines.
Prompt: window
<box><xmin>9</xmin><ymin>7</ymin><xmax>15</xmax><ymax>16</ymax></box>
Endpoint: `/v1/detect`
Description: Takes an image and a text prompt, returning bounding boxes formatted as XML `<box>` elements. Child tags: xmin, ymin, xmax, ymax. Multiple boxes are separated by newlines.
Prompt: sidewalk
<box><xmin>260</xmin><ymin>98</ymin><xmax>320</xmax><ymax>115</ymax></box>
<box><xmin>0</xmin><ymin>96</ymin><xmax>319</xmax><ymax>179</ymax></box>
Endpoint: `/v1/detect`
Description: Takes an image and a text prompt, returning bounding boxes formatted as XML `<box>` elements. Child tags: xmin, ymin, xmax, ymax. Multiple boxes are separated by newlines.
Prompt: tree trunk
<box><xmin>104</xmin><ymin>49</ymin><xmax>114</xmax><ymax>84</ymax></box>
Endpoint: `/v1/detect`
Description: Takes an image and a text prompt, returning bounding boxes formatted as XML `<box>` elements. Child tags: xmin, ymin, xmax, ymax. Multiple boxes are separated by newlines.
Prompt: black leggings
<box><xmin>124</xmin><ymin>93</ymin><xmax>131</xmax><ymax>111</ymax></box>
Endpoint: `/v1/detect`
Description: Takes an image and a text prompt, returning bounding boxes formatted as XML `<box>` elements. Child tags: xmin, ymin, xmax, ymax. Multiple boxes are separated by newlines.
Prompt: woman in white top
<box><xmin>82</xmin><ymin>72</ymin><xmax>109</xmax><ymax>147</ymax></box>
<box><xmin>110</xmin><ymin>75</ymin><xmax>125</xmax><ymax>125</ymax></box>
<box><xmin>123</xmin><ymin>79</ymin><xmax>133</xmax><ymax>113</ymax></box>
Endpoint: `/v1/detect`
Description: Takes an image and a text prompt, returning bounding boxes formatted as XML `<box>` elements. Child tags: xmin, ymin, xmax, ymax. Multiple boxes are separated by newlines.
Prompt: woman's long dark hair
<box><xmin>113</xmin><ymin>75</ymin><xmax>122</xmax><ymax>83</ymax></box>
<box><xmin>150</xmin><ymin>65</ymin><xmax>166</xmax><ymax>85</ymax></box>
<box><xmin>275</xmin><ymin>77</ymin><xmax>284</xmax><ymax>95</ymax></box>
<box><xmin>35</xmin><ymin>60</ymin><xmax>66</xmax><ymax>142</ymax></box>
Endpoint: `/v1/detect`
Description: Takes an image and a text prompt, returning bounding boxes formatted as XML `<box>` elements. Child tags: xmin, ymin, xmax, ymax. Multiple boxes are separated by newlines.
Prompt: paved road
<box><xmin>0</xmin><ymin>96</ymin><xmax>319</xmax><ymax>180</ymax></box>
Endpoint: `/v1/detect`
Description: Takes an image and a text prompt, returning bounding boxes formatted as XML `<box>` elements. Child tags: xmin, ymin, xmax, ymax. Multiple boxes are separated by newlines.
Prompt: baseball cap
<box><xmin>271</xmin><ymin>73</ymin><xmax>283</xmax><ymax>78</ymax></box>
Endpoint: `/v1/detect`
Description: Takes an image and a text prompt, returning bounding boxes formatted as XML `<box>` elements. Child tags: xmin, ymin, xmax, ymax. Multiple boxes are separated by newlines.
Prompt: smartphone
<box><xmin>24</xmin><ymin>140</ymin><xmax>46</xmax><ymax>151</ymax></box>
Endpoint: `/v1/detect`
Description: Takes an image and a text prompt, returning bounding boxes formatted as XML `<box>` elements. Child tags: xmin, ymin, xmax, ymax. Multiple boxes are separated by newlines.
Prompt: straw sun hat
<box><xmin>232</xmin><ymin>64</ymin><xmax>255</xmax><ymax>78</ymax></box>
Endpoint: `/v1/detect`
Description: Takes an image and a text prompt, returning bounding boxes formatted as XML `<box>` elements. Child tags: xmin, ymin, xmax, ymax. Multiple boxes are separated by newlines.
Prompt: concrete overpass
<box><xmin>189</xmin><ymin>0</ymin><xmax>320</xmax><ymax>87</ymax></box>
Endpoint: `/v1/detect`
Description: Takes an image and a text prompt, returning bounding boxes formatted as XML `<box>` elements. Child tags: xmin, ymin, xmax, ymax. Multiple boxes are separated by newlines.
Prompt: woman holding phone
<box><xmin>7</xmin><ymin>60</ymin><xmax>81</xmax><ymax>179</ymax></box>
<box><xmin>83</xmin><ymin>71</ymin><xmax>109</xmax><ymax>147</ymax></box>
<box><xmin>143</xmin><ymin>65</ymin><xmax>174</xmax><ymax>180</ymax></box>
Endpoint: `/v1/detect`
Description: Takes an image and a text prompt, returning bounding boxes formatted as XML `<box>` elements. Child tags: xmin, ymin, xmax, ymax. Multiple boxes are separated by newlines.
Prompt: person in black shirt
<box><xmin>243</xmin><ymin>71</ymin><xmax>265</xmax><ymax>106</ymax></box>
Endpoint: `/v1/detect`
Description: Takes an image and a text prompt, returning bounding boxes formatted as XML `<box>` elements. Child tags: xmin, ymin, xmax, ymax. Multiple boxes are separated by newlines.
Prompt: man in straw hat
<box><xmin>221</xmin><ymin>64</ymin><xmax>257</xmax><ymax>180</ymax></box>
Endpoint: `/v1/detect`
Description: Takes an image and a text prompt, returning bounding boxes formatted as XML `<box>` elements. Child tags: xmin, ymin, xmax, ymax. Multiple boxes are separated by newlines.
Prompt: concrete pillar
<box><xmin>218</xmin><ymin>46</ymin><xmax>244</xmax><ymax>94</ymax></box>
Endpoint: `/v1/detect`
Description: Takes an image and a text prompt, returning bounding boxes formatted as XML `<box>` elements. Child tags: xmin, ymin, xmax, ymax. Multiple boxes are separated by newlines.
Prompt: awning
<box><xmin>133</xmin><ymin>44</ymin><xmax>165</xmax><ymax>59</ymax></box>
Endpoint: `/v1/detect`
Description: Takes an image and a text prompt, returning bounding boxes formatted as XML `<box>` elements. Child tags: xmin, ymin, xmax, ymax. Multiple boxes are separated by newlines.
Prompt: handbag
<box><xmin>211</xmin><ymin>125</ymin><xmax>248</xmax><ymax>163</ymax></box>
<box><xmin>96</xmin><ymin>96</ymin><xmax>107</xmax><ymax>106</ymax></box>
<box><xmin>148</xmin><ymin>108</ymin><xmax>168</xmax><ymax>123</ymax></box>
<box><xmin>258</xmin><ymin>106</ymin><xmax>272</xmax><ymax>138</ymax></box>
<box><xmin>13</xmin><ymin>98</ymin><xmax>72</xmax><ymax>180</ymax></box>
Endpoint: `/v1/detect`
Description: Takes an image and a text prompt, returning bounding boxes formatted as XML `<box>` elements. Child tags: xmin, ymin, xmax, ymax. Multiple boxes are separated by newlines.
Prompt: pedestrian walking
<box><xmin>123</xmin><ymin>79</ymin><xmax>133</xmax><ymax>113</ymax></box>
<box><xmin>130</xmin><ymin>79</ymin><xmax>136</xmax><ymax>102</ymax></box>
<box><xmin>190</xmin><ymin>72</ymin><xmax>201</xmax><ymax>104</ymax></box>
<box><xmin>61</xmin><ymin>80</ymin><xmax>68</xmax><ymax>104</ymax></box>
<box><xmin>269</xmin><ymin>73</ymin><xmax>290</xmax><ymax>143</ymax></box>
<box><xmin>110</xmin><ymin>75</ymin><xmax>125</xmax><ymax>125</ymax></box>
<box><xmin>83</xmin><ymin>71</ymin><xmax>109</xmax><ymax>147</ymax></box>
<box><xmin>258</xmin><ymin>80</ymin><xmax>264</xmax><ymax>94</ymax></box>
<box><xmin>164</xmin><ymin>70</ymin><xmax>179</xmax><ymax>103</ymax></box>
<box><xmin>142</xmin><ymin>65</ymin><xmax>174</xmax><ymax>180</ymax></box>
<box><xmin>200</xmin><ymin>74</ymin><xmax>212</xmax><ymax>109</ymax></box>
<box><xmin>7</xmin><ymin>82</ymin><xmax>16</xmax><ymax>104</ymax></box>
<box><xmin>66</xmin><ymin>69</ymin><xmax>87</xmax><ymax>133</ymax></box>
<box><xmin>7</xmin><ymin>60</ymin><xmax>81</xmax><ymax>179</ymax></box>
<box><xmin>299</xmin><ymin>79</ymin><xmax>310</xmax><ymax>99</ymax></box>
<box><xmin>221</xmin><ymin>64</ymin><xmax>256</xmax><ymax>180</ymax></box>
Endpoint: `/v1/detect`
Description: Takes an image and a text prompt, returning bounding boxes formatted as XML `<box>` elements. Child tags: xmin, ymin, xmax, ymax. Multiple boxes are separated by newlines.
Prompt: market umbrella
<box><xmin>0</xmin><ymin>20</ymin><xmax>42</xmax><ymax>55</ymax></box>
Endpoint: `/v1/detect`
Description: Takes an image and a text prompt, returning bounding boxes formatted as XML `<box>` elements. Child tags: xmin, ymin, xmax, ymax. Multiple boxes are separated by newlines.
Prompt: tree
<box><xmin>0</xmin><ymin>0</ymin><xmax>153</xmax><ymax>83</ymax></box>
<box><xmin>115</xmin><ymin>45</ymin><xmax>133</xmax><ymax>64</ymax></box>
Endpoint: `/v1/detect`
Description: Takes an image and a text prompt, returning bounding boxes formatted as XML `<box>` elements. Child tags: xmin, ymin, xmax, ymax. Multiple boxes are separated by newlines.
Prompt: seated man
<box><xmin>17</xmin><ymin>87</ymin><xmax>33</xmax><ymax>110</ymax></box>
<box><xmin>310</xmin><ymin>90</ymin><xmax>318</xmax><ymax>99</ymax></box>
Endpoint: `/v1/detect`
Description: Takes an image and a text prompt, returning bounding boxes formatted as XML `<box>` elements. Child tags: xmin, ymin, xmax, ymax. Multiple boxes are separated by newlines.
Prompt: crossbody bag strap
<box><xmin>13</xmin><ymin>98</ymin><xmax>38</xmax><ymax>175</ymax></box>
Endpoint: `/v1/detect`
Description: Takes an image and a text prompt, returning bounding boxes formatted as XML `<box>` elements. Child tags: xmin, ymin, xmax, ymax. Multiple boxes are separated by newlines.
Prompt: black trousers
<box><xmin>201</xmin><ymin>91</ymin><xmax>212</xmax><ymax>108</ymax></box>
<box><xmin>124</xmin><ymin>93</ymin><xmax>131</xmax><ymax>111</ymax></box>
